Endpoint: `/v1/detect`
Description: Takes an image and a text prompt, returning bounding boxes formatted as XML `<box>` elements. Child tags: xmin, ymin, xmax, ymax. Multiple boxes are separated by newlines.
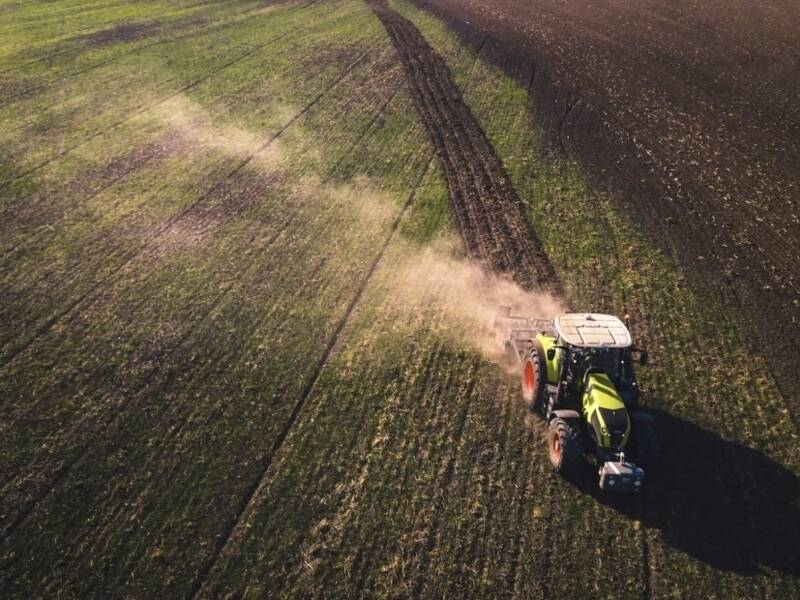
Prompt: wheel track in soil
<box><xmin>0</xmin><ymin>60</ymin><xmax>409</xmax><ymax>537</ymax></box>
<box><xmin>0</xmin><ymin>47</ymin><xmax>375</xmax><ymax>372</ymax></box>
<box><xmin>367</xmin><ymin>0</ymin><xmax>558</xmax><ymax>294</ymax></box>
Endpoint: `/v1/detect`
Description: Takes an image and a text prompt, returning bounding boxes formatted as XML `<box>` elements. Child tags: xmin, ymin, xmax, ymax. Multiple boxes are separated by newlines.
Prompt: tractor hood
<box><xmin>583</xmin><ymin>372</ymin><xmax>630</xmax><ymax>450</ymax></box>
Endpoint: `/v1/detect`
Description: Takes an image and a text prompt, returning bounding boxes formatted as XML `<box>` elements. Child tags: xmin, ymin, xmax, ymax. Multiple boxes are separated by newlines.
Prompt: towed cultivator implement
<box><xmin>495</xmin><ymin>309</ymin><xmax>657</xmax><ymax>492</ymax></box>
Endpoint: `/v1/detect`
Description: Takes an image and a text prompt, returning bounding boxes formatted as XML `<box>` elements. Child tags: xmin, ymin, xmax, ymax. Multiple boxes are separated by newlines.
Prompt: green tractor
<box><xmin>495</xmin><ymin>310</ymin><xmax>657</xmax><ymax>492</ymax></box>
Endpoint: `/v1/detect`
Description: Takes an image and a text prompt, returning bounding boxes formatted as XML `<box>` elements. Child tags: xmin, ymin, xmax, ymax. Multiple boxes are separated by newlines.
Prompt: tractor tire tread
<box><xmin>548</xmin><ymin>417</ymin><xmax>584</xmax><ymax>477</ymax></box>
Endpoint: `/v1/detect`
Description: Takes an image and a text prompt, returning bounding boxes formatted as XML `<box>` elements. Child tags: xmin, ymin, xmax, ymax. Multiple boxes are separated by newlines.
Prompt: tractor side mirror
<box><xmin>639</xmin><ymin>350</ymin><xmax>648</xmax><ymax>366</ymax></box>
<box><xmin>547</xmin><ymin>348</ymin><xmax>556</xmax><ymax>361</ymax></box>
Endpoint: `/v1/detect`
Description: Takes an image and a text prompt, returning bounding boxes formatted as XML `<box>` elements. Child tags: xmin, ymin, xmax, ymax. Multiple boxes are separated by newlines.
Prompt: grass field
<box><xmin>1</xmin><ymin>0</ymin><xmax>798</xmax><ymax>597</ymax></box>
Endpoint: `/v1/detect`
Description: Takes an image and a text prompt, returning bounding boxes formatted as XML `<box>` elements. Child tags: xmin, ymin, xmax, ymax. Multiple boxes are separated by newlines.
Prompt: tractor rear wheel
<box><xmin>521</xmin><ymin>341</ymin><xmax>546</xmax><ymax>414</ymax></box>
<box><xmin>547</xmin><ymin>417</ymin><xmax>584</xmax><ymax>476</ymax></box>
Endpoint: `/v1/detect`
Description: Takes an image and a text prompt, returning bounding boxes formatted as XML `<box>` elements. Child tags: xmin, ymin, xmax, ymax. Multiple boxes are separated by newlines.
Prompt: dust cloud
<box><xmin>388</xmin><ymin>239</ymin><xmax>565</xmax><ymax>365</ymax></box>
<box><xmin>143</xmin><ymin>96</ymin><xmax>564</xmax><ymax>364</ymax></box>
<box><xmin>296</xmin><ymin>175</ymin><xmax>397</xmax><ymax>230</ymax></box>
<box><xmin>149</xmin><ymin>94</ymin><xmax>292</xmax><ymax>170</ymax></box>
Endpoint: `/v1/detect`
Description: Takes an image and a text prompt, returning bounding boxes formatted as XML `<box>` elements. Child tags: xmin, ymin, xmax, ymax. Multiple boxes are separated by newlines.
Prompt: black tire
<box><xmin>547</xmin><ymin>417</ymin><xmax>584</xmax><ymax>476</ymax></box>
<box><xmin>521</xmin><ymin>341</ymin><xmax>546</xmax><ymax>414</ymax></box>
<box><xmin>628</xmin><ymin>418</ymin><xmax>659</xmax><ymax>467</ymax></box>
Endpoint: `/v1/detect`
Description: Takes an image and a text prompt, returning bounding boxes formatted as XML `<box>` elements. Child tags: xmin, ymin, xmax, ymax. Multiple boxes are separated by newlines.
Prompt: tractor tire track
<box><xmin>188</xmin><ymin>152</ymin><xmax>437</xmax><ymax>599</ymax></box>
<box><xmin>0</xmin><ymin>48</ymin><xmax>373</xmax><ymax>372</ymax></box>
<box><xmin>367</xmin><ymin>0</ymin><xmax>558</xmax><ymax>294</ymax></box>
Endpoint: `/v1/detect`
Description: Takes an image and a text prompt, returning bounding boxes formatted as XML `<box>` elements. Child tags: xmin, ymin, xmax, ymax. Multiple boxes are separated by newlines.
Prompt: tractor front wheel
<box><xmin>547</xmin><ymin>417</ymin><xmax>584</xmax><ymax>476</ymax></box>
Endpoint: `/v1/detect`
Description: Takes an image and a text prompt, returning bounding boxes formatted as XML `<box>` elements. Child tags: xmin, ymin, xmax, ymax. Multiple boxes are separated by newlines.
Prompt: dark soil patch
<box><xmin>78</xmin><ymin>22</ymin><xmax>162</xmax><ymax>48</ymax></box>
<box><xmin>368</xmin><ymin>0</ymin><xmax>559</xmax><ymax>294</ymax></box>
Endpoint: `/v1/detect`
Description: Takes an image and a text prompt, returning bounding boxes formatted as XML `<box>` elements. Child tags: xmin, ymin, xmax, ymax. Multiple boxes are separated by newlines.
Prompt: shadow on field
<box><xmin>570</xmin><ymin>408</ymin><xmax>800</xmax><ymax>575</ymax></box>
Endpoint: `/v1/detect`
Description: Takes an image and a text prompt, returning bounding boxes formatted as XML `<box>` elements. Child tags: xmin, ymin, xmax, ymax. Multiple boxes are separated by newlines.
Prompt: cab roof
<box><xmin>554</xmin><ymin>313</ymin><xmax>632</xmax><ymax>348</ymax></box>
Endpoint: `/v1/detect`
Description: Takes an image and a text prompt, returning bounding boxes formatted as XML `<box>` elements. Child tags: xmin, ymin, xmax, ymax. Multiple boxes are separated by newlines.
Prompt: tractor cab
<box><xmin>550</xmin><ymin>314</ymin><xmax>646</xmax><ymax>408</ymax></box>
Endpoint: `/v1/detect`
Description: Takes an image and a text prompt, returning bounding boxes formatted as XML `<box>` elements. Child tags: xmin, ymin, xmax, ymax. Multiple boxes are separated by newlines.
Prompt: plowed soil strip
<box><xmin>367</xmin><ymin>0</ymin><xmax>556</xmax><ymax>293</ymax></box>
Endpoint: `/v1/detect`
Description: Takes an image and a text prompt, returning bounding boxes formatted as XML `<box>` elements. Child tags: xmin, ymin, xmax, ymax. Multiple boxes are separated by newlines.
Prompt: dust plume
<box><xmin>388</xmin><ymin>238</ymin><xmax>565</xmax><ymax>365</ymax></box>
<box><xmin>148</xmin><ymin>94</ymin><xmax>293</xmax><ymax>170</ymax></box>
<box><xmin>295</xmin><ymin>175</ymin><xmax>397</xmax><ymax>230</ymax></box>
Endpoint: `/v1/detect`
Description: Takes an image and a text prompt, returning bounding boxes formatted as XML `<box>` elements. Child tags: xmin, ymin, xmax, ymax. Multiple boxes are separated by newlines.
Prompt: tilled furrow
<box><xmin>370</xmin><ymin>0</ymin><xmax>557</xmax><ymax>293</ymax></box>
<box><xmin>386</xmin><ymin>22</ymin><xmax>484</xmax><ymax>258</ymax></box>
<box><xmin>420</xmin><ymin>58</ymin><xmax>519</xmax><ymax>270</ymax></box>
<box><xmin>388</xmin><ymin>19</ymin><xmax>501</xmax><ymax>267</ymax></box>
<box><xmin>438</xmin><ymin>92</ymin><xmax>526</xmax><ymax>274</ymax></box>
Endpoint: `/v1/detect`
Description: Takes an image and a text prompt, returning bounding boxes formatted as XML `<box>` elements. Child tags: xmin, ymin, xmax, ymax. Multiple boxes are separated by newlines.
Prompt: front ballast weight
<box><xmin>598</xmin><ymin>458</ymin><xmax>645</xmax><ymax>492</ymax></box>
<box><xmin>494</xmin><ymin>309</ymin><xmax>657</xmax><ymax>493</ymax></box>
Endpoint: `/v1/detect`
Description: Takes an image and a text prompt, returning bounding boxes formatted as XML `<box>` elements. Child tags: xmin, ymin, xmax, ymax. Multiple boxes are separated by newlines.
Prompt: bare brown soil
<box><xmin>368</xmin><ymin>0</ymin><xmax>558</xmax><ymax>294</ymax></box>
<box><xmin>413</xmin><ymin>0</ymin><xmax>800</xmax><ymax>428</ymax></box>
<box><xmin>78</xmin><ymin>22</ymin><xmax>162</xmax><ymax>48</ymax></box>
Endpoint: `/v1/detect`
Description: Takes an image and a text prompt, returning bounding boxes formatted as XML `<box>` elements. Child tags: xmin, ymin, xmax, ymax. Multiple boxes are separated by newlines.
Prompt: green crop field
<box><xmin>1</xmin><ymin>0</ymin><xmax>798</xmax><ymax>598</ymax></box>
